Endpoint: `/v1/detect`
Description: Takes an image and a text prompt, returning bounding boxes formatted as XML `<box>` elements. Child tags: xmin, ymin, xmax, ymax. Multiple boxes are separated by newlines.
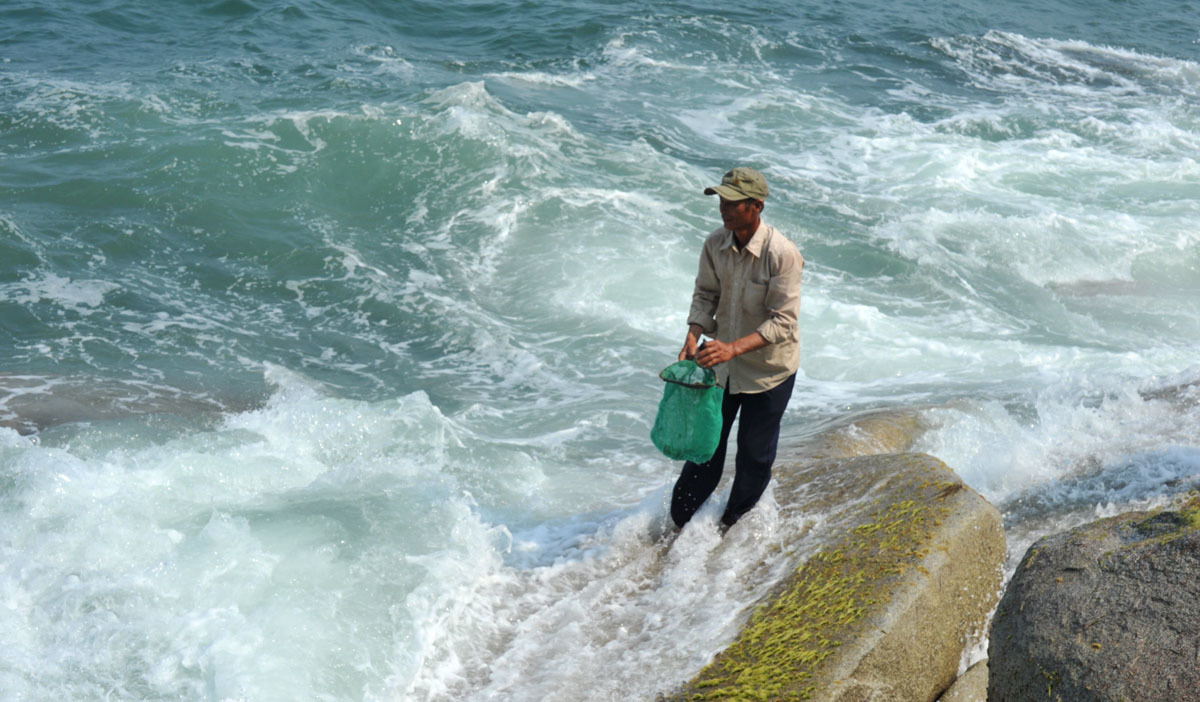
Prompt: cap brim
<box><xmin>703</xmin><ymin>185</ymin><xmax>750</xmax><ymax>200</ymax></box>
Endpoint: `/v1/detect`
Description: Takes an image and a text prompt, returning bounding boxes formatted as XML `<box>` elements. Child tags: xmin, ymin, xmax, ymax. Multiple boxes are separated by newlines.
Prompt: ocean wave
<box><xmin>931</xmin><ymin>30</ymin><xmax>1200</xmax><ymax>100</ymax></box>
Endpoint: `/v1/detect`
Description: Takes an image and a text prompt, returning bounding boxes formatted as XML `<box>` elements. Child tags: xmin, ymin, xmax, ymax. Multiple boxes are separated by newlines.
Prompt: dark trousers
<box><xmin>670</xmin><ymin>373</ymin><xmax>796</xmax><ymax>528</ymax></box>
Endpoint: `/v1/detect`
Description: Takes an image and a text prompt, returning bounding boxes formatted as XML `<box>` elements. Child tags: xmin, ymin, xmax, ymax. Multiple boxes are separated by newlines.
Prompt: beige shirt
<box><xmin>687</xmin><ymin>222</ymin><xmax>804</xmax><ymax>394</ymax></box>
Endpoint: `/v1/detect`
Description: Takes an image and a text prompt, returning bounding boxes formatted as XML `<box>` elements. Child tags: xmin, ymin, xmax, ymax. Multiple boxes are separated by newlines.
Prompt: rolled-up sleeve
<box><xmin>756</xmin><ymin>248</ymin><xmax>804</xmax><ymax>344</ymax></box>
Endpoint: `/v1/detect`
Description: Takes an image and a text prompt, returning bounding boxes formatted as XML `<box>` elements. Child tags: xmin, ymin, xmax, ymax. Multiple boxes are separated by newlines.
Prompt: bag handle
<box><xmin>659</xmin><ymin>360</ymin><xmax>718</xmax><ymax>389</ymax></box>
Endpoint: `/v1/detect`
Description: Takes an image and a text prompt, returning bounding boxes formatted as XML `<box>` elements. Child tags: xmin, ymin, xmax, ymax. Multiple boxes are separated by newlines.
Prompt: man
<box><xmin>671</xmin><ymin>166</ymin><xmax>804</xmax><ymax>531</ymax></box>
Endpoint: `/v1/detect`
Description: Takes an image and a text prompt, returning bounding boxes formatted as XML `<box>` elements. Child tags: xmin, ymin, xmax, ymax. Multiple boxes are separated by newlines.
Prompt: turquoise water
<box><xmin>2</xmin><ymin>1</ymin><xmax>1199</xmax><ymax>699</ymax></box>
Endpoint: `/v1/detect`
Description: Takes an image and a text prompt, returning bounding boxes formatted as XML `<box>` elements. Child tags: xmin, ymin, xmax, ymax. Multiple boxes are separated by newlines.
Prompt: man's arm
<box><xmin>694</xmin><ymin>332</ymin><xmax>768</xmax><ymax>368</ymax></box>
<box><xmin>685</xmin><ymin>235</ymin><xmax>720</xmax><ymax>354</ymax></box>
<box><xmin>756</xmin><ymin>243</ymin><xmax>804</xmax><ymax>344</ymax></box>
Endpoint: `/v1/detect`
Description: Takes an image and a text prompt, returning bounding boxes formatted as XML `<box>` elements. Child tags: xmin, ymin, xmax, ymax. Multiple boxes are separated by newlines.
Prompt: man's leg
<box><xmin>720</xmin><ymin>373</ymin><xmax>796</xmax><ymax>527</ymax></box>
<box><xmin>670</xmin><ymin>390</ymin><xmax>742</xmax><ymax>528</ymax></box>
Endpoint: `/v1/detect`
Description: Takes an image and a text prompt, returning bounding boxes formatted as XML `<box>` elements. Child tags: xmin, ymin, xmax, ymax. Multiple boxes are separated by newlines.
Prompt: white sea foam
<box><xmin>351</xmin><ymin>44</ymin><xmax>416</xmax><ymax>78</ymax></box>
<box><xmin>12</xmin><ymin>75</ymin><xmax>134</xmax><ymax>139</ymax></box>
<box><xmin>485</xmin><ymin>70</ymin><xmax>596</xmax><ymax>88</ymax></box>
<box><xmin>397</xmin><ymin>486</ymin><xmax>826</xmax><ymax>702</ymax></box>
<box><xmin>0</xmin><ymin>369</ymin><xmax>494</xmax><ymax>699</ymax></box>
<box><xmin>9</xmin><ymin>272</ymin><xmax>119</xmax><ymax>312</ymax></box>
<box><xmin>915</xmin><ymin>373</ymin><xmax>1200</xmax><ymax>511</ymax></box>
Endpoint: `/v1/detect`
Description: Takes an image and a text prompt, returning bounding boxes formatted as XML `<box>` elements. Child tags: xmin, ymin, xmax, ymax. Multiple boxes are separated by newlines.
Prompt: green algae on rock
<box><xmin>665</xmin><ymin>453</ymin><xmax>1005</xmax><ymax>701</ymax></box>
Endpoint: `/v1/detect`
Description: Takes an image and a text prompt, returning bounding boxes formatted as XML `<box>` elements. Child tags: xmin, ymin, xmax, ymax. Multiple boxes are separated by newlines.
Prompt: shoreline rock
<box><xmin>664</xmin><ymin>452</ymin><xmax>1005</xmax><ymax>701</ymax></box>
<box><xmin>988</xmin><ymin>496</ymin><xmax>1200</xmax><ymax>701</ymax></box>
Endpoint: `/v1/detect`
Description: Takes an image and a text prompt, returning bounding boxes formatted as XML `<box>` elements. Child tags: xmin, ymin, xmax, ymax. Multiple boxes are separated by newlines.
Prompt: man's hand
<box><xmin>695</xmin><ymin>339</ymin><xmax>735</xmax><ymax>368</ymax></box>
<box><xmin>678</xmin><ymin>324</ymin><xmax>705</xmax><ymax>361</ymax></box>
<box><xmin>694</xmin><ymin>333</ymin><xmax>768</xmax><ymax>368</ymax></box>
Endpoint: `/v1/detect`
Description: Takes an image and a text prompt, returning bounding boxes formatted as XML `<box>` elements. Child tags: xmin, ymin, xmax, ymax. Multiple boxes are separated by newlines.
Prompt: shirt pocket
<box><xmin>741</xmin><ymin>281</ymin><xmax>769</xmax><ymax>316</ymax></box>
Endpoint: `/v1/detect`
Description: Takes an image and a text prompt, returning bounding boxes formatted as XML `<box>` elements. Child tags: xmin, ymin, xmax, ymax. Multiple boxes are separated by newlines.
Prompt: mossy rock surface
<box><xmin>988</xmin><ymin>496</ymin><xmax>1200</xmax><ymax>702</ymax></box>
<box><xmin>665</xmin><ymin>453</ymin><xmax>1005</xmax><ymax>702</ymax></box>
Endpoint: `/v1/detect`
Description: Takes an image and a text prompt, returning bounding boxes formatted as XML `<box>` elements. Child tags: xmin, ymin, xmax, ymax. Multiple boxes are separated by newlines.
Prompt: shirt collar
<box><xmin>720</xmin><ymin>222</ymin><xmax>769</xmax><ymax>256</ymax></box>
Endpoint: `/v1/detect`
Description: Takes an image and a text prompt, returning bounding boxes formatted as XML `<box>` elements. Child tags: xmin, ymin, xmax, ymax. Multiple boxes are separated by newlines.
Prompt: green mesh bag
<box><xmin>650</xmin><ymin>360</ymin><xmax>725</xmax><ymax>463</ymax></box>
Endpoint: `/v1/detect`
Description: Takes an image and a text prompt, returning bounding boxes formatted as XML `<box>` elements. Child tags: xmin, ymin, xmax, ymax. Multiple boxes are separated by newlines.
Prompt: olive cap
<box><xmin>703</xmin><ymin>167</ymin><xmax>768</xmax><ymax>201</ymax></box>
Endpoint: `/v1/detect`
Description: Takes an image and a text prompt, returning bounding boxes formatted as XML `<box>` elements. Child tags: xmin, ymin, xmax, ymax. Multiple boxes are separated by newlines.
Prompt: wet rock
<box><xmin>664</xmin><ymin>453</ymin><xmax>1005</xmax><ymax>701</ymax></box>
<box><xmin>780</xmin><ymin>408</ymin><xmax>926</xmax><ymax>462</ymax></box>
<box><xmin>988</xmin><ymin>498</ymin><xmax>1200</xmax><ymax>701</ymax></box>
<box><xmin>0</xmin><ymin>372</ymin><xmax>241</xmax><ymax>434</ymax></box>
<box><xmin>936</xmin><ymin>660</ymin><xmax>988</xmax><ymax>702</ymax></box>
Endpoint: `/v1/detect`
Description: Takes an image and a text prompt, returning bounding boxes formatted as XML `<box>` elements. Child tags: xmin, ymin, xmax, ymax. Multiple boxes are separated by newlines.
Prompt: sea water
<box><xmin>2</xmin><ymin>1</ymin><xmax>1198</xmax><ymax>699</ymax></box>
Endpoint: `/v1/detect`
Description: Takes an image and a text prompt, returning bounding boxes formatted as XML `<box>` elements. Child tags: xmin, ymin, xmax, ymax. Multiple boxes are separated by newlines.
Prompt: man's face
<box><xmin>719</xmin><ymin>197</ymin><xmax>762</xmax><ymax>232</ymax></box>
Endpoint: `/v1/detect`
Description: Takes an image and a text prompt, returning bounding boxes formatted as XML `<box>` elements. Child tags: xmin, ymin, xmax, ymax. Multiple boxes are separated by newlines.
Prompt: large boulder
<box><xmin>664</xmin><ymin>452</ymin><xmax>1005</xmax><ymax>701</ymax></box>
<box><xmin>988</xmin><ymin>498</ymin><xmax>1200</xmax><ymax>701</ymax></box>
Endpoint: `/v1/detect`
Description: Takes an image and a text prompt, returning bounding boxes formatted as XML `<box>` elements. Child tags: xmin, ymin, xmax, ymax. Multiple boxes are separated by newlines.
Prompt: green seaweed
<box><xmin>670</xmin><ymin>455</ymin><xmax>957</xmax><ymax>701</ymax></box>
<box><xmin>1102</xmin><ymin>493</ymin><xmax>1200</xmax><ymax>568</ymax></box>
<box><xmin>1179</xmin><ymin>494</ymin><xmax>1200</xmax><ymax>529</ymax></box>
